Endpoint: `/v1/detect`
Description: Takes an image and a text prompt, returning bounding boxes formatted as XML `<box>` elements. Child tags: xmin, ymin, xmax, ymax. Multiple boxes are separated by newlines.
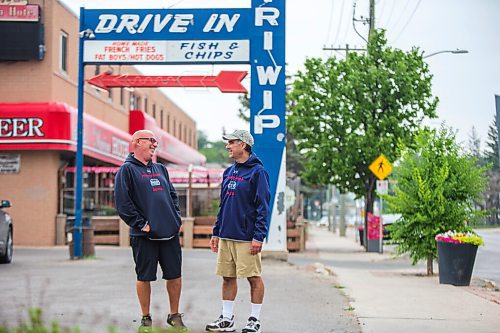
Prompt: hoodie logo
<box><xmin>226</xmin><ymin>180</ymin><xmax>237</xmax><ymax>196</ymax></box>
<box><xmin>150</xmin><ymin>178</ymin><xmax>164</xmax><ymax>192</ymax></box>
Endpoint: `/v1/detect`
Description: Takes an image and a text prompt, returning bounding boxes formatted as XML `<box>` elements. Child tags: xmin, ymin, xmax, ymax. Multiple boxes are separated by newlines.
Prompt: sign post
<box><xmin>76</xmin><ymin>1</ymin><xmax>287</xmax><ymax>255</ymax></box>
<box><xmin>369</xmin><ymin>154</ymin><xmax>393</xmax><ymax>253</ymax></box>
<box><xmin>74</xmin><ymin>7</ymin><xmax>87</xmax><ymax>259</ymax></box>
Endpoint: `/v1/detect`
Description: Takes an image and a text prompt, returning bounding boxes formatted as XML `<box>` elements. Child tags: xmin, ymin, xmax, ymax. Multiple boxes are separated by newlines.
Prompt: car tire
<box><xmin>0</xmin><ymin>228</ymin><xmax>12</xmax><ymax>264</ymax></box>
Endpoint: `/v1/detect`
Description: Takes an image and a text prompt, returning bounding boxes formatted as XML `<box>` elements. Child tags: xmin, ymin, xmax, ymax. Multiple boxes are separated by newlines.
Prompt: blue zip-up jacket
<box><xmin>213</xmin><ymin>153</ymin><xmax>270</xmax><ymax>243</ymax></box>
<box><xmin>114</xmin><ymin>154</ymin><xmax>181</xmax><ymax>240</ymax></box>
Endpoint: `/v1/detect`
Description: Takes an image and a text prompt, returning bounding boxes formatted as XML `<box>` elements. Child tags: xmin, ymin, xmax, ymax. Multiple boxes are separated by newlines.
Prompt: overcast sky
<box><xmin>67</xmin><ymin>0</ymin><xmax>500</xmax><ymax>147</ymax></box>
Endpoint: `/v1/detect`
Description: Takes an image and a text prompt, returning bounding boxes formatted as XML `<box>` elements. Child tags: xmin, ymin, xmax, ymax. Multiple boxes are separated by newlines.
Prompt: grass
<box><xmin>0</xmin><ymin>308</ymin><xmax>190</xmax><ymax>333</ymax></box>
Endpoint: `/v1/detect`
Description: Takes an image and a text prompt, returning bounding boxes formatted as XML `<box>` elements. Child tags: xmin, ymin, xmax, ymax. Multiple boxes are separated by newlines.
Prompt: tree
<box><xmin>481</xmin><ymin>116</ymin><xmax>500</xmax><ymax>225</ymax></box>
<box><xmin>385</xmin><ymin>127</ymin><xmax>488</xmax><ymax>275</ymax></box>
<box><xmin>483</xmin><ymin>117</ymin><xmax>499</xmax><ymax>170</ymax></box>
<box><xmin>199</xmin><ymin>140</ymin><xmax>232</xmax><ymax>164</ymax></box>
<box><xmin>237</xmin><ymin>93</ymin><xmax>250</xmax><ymax>122</ymax></box>
<box><xmin>197</xmin><ymin>130</ymin><xmax>232</xmax><ymax>165</ymax></box>
<box><xmin>466</xmin><ymin>126</ymin><xmax>481</xmax><ymax>160</ymax></box>
<box><xmin>287</xmin><ymin>30</ymin><xmax>438</xmax><ymax>225</ymax></box>
<box><xmin>197</xmin><ymin>130</ymin><xmax>209</xmax><ymax>149</ymax></box>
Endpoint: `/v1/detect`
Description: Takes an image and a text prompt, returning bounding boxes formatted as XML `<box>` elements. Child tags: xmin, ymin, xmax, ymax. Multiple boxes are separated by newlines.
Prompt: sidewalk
<box><xmin>289</xmin><ymin>226</ymin><xmax>500</xmax><ymax>333</ymax></box>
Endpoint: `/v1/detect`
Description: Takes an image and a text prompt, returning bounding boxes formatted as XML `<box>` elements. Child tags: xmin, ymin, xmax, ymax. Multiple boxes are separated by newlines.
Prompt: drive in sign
<box><xmin>77</xmin><ymin>1</ymin><xmax>286</xmax><ymax>253</ymax></box>
<box><xmin>82</xmin><ymin>8</ymin><xmax>251</xmax><ymax>64</ymax></box>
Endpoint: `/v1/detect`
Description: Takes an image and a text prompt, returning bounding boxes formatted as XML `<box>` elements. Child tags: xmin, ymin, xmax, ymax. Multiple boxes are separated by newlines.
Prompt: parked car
<box><xmin>0</xmin><ymin>200</ymin><xmax>13</xmax><ymax>264</ymax></box>
<box><xmin>382</xmin><ymin>214</ymin><xmax>401</xmax><ymax>240</ymax></box>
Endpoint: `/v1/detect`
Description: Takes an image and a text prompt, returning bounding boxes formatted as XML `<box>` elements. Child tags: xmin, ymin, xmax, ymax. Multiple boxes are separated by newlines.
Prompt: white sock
<box><xmin>250</xmin><ymin>303</ymin><xmax>262</xmax><ymax>320</ymax></box>
<box><xmin>222</xmin><ymin>300</ymin><xmax>234</xmax><ymax>319</ymax></box>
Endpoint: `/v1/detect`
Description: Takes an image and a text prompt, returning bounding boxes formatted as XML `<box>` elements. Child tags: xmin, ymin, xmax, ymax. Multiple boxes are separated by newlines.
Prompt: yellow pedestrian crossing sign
<box><xmin>369</xmin><ymin>154</ymin><xmax>393</xmax><ymax>180</ymax></box>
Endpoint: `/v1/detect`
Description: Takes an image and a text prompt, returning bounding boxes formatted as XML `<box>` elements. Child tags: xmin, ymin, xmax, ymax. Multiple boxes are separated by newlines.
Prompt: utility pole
<box><xmin>324</xmin><ymin>0</ymin><xmax>376</xmax><ymax>55</ymax></box>
<box><xmin>322</xmin><ymin>0</ymin><xmax>377</xmax><ymax>244</ymax></box>
<box><xmin>369</xmin><ymin>0</ymin><xmax>375</xmax><ymax>39</ymax></box>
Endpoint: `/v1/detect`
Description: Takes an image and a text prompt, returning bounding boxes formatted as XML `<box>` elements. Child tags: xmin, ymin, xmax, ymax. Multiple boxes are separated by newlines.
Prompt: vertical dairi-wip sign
<box><xmin>250</xmin><ymin>0</ymin><xmax>286</xmax><ymax>251</ymax></box>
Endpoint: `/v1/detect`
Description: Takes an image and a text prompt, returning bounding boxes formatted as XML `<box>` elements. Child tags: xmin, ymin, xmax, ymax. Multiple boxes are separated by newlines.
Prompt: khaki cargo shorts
<box><xmin>216</xmin><ymin>239</ymin><xmax>262</xmax><ymax>278</ymax></box>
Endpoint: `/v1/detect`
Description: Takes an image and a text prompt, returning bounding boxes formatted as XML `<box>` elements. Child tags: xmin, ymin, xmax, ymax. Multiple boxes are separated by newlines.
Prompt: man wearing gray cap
<box><xmin>206</xmin><ymin>130</ymin><xmax>270</xmax><ymax>333</ymax></box>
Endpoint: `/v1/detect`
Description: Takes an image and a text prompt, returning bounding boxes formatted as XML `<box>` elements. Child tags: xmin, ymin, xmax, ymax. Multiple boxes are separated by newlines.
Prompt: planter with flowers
<box><xmin>435</xmin><ymin>231</ymin><xmax>484</xmax><ymax>286</ymax></box>
<box><xmin>384</xmin><ymin>127</ymin><xmax>489</xmax><ymax>277</ymax></box>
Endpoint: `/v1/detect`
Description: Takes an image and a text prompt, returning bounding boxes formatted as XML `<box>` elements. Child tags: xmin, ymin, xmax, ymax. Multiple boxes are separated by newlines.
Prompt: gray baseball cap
<box><xmin>222</xmin><ymin>130</ymin><xmax>254</xmax><ymax>147</ymax></box>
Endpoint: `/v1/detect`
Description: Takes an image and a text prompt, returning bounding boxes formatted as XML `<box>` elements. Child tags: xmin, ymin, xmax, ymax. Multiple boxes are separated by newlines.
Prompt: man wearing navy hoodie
<box><xmin>206</xmin><ymin>130</ymin><xmax>270</xmax><ymax>333</ymax></box>
<box><xmin>114</xmin><ymin>129</ymin><xmax>187</xmax><ymax>331</ymax></box>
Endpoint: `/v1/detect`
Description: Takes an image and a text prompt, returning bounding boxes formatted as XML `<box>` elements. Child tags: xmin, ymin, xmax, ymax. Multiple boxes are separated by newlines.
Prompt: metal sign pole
<box><xmin>379</xmin><ymin>196</ymin><xmax>383</xmax><ymax>254</ymax></box>
<box><xmin>73</xmin><ymin>7</ymin><xmax>86</xmax><ymax>258</ymax></box>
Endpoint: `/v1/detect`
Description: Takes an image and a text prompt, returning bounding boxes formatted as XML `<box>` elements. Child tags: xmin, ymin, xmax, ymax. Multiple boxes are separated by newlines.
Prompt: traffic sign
<box><xmin>369</xmin><ymin>154</ymin><xmax>393</xmax><ymax>180</ymax></box>
<box><xmin>376</xmin><ymin>180</ymin><xmax>388</xmax><ymax>194</ymax></box>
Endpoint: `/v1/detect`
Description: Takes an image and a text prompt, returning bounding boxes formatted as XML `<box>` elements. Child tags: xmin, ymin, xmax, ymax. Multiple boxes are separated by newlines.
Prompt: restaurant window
<box><xmin>59</xmin><ymin>31</ymin><xmax>68</xmax><ymax>73</ymax></box>
<box><xmin>120</xmin><ymin>88</ymin><xmax>125</xmax><ymax>106</ymax></box>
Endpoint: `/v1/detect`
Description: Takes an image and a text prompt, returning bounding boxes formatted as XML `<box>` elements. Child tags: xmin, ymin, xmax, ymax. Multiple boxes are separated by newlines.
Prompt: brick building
<box><xmin>0</xmin><ymin>0</ymin><xmax>206</xmax><ymax>246</ymax></box>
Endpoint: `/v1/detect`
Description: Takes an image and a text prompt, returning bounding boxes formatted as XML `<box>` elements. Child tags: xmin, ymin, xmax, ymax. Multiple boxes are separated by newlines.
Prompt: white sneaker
<box><xmin>242</xmin><ymin>317</ymin><xmax>261</xmax><ymax>333</ymax></box>
<box><xmin>205</xmin><ymin>315</ymin><xmax>235</xmax><ymax>332</ymax></box>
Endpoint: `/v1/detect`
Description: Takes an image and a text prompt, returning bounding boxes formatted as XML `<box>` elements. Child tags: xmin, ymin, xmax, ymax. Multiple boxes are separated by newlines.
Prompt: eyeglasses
<box><xmin>137</xmin><ymin>137</ymin><xmax>158</xmax><ymax>144</ymax></box>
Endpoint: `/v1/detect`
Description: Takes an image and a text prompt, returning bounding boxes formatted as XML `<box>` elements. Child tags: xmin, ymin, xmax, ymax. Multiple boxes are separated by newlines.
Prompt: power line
<box><xmin>332</xmin><ymin>0</ymin><xmax>347</xmax><ymax>47</ymax></box>
<box><xmin>377</xmin><ymin>0</ymin><xmax>387</xmax><ymax>26</ymax></box>
<box><xmin>386</xmin><ymin>0</ymin><xmax>411</xmax><ymax>37</ymax></box>
<box><xmin>324</xmin><ymin>0</ymin><xmax>337</xmax><ymax>46</ymax></box>
<box><xmin>393</xmin><ymin>0</ymin><xmax>422</xmax><ymax>43</ymax></box>
<box><xmin>340</xmin><ymin>0</ymin><xmax>354</xmax><ymax>45</ymax></box>
<box><xmin>383</xmin><ymin>0</ymin><xmax>397</xmax><ymax>31</ymax></box>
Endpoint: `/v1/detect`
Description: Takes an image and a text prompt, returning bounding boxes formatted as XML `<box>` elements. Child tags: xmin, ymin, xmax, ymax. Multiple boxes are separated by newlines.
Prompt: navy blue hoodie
<box><xmin>213</xmin><ymin>153</ymin><xmax>270</xmax><ymax>243</ymax></box>
<box><xmin>114</xmin><ymin>154</ymin><xmax>181</xmax><ymax>239</ymax></box>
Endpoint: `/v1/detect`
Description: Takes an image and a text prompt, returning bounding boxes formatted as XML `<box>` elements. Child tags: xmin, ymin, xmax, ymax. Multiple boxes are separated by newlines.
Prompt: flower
<box><xmin>435</xmin><ymin>231</ymin><xmax>484</xmax><ymax>246</ymax></box>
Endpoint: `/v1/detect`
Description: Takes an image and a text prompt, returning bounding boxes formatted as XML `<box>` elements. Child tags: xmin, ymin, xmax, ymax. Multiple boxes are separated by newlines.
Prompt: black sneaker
<box><xmin>242</xmin><ymin>317</ymin><xmax>261</xmax><ymax>333</ymax></box>
<box><xmin>205</xmin><ymin>315</ymin><xmax>235</xmax><ymax>332</ymax></box>
<box><xmin>167</xmin><ymin>313</ymin><xmax>188</xmax><ymax>331</ymax></box>
<box><xmin>138</xmin><ymin>314</ymin><xmax>152</xmax><ymax>332</ymax></box>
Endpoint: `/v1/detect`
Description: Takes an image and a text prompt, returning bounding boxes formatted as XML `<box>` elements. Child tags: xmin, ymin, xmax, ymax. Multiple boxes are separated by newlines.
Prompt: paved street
<box><xmin>1</xmin><ymin>226</ymin><xmax>499</xmax><ymax>333</ymax></box>
<box><xmin>475</xmin><ymin>228</ymin><xmax>500</xmax><ymax>286</ymax></box>
<box><xmin>0</xmin><ymin>246</ymin><xmax>359</xmax><ymax>333</ymax></box>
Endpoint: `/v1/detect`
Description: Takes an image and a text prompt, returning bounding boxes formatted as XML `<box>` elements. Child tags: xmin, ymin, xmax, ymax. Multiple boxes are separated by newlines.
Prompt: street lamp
<box><xmin>423</xmin><ymin>49</ymin><xmax>469</xmax><ymax>59</ymax></box>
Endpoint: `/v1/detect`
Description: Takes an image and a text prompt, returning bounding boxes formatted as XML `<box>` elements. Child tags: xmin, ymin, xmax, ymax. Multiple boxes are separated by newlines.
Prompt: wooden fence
<box><xmin>62</xmin><ymin>215</ymin><xmax>305</xmax><ymax>252</ymax></box>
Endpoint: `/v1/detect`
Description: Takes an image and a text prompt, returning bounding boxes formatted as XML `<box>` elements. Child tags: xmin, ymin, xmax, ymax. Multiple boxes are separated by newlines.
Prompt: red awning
<box><xmin>129</xmin><ymin>110</ymin><xmax>206</xmax><ymax>166</ymax></box>
<box><xmin>0</xmin><ymin>102</ymin><xmax>131</xmax><ymax>165</ymax></box>
<box><xmin>63</xmin><ymin>165</ymin><xmax>223</xmax><ymax>184</ymax></box>
<box><xmin>0</xmin><ymin>103</ymin><xmax>207</xmax><ymax>167</ymax></box>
